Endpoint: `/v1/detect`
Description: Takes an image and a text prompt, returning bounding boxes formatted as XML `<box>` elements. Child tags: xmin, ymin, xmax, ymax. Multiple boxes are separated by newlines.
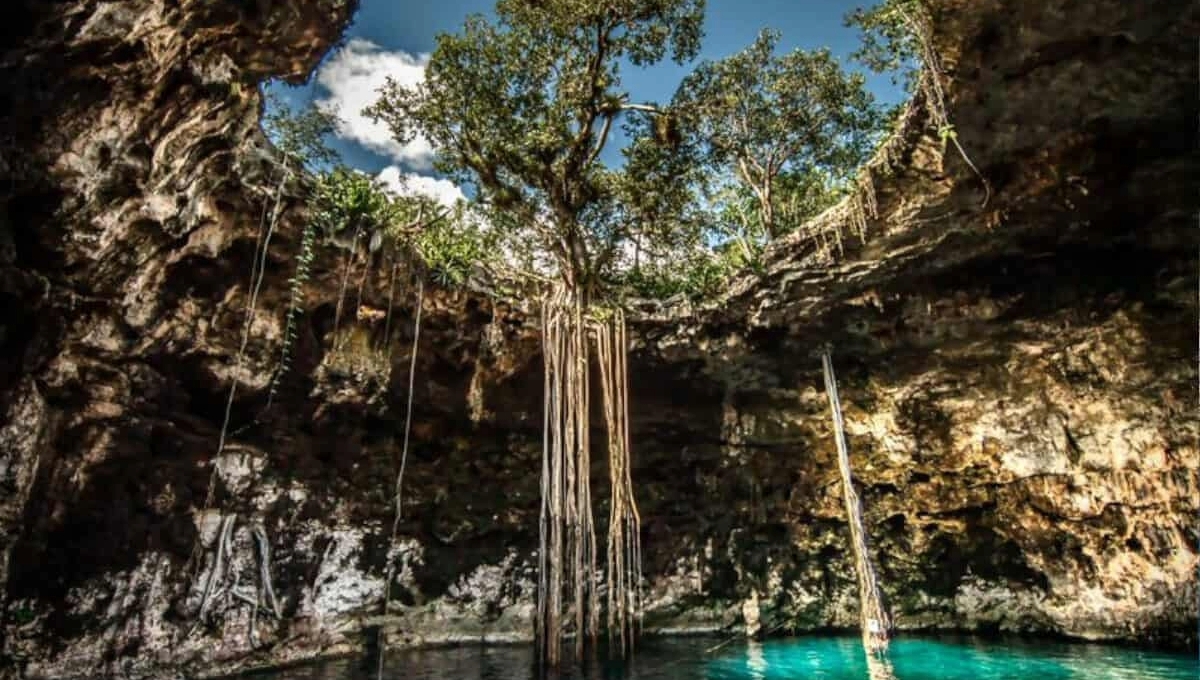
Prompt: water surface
<box><xmin>244</xmin><ymin>634</ymin><xmax>1198</xmax><ymax>680</ymax></box>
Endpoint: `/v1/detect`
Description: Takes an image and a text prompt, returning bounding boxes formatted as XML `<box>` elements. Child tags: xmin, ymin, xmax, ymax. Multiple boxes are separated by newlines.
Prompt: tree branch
<box><xmin>619</xmin><ymin>102</ymin><xmax>665</xmax><ymax>115</ymax></box>
<box><xmin>586</xmin><ymin>112</ymin><xmax>616</xmax><ymax>166</ymax></box>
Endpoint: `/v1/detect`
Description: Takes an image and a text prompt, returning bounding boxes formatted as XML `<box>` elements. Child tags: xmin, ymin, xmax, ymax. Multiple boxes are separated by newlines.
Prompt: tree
<box><xmin>261</xmin><ymin>92</ymin><xmax>340</xmax><ymax>173</ymax></box>
<box><xmin>610</xmin><ymin>114</ymin><xmax>707</xmax><ymax>275</ymax></box>
<box><xmin>844</xmin><ymin>0</ymin><xmax>923</xmax><ymax>92</ymax></box>
<box><xmin>366</xmin><ymin>0</ymin><xmax>707</xmax><ymax>666</ymax></box>
<box><xmin>365</xmin><ymin>0</ymin><xmax>704</xmax><ymax>292</ymax></box>
<box><xmin>672</xmin><ymin>29</ymin><xmax>881</xmax><ymax>239</ymax></box>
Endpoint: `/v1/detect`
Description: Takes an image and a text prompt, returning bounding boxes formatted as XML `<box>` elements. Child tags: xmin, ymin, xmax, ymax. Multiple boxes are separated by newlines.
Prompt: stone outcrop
<box><xmin>0</xmin><ymin>0</ymin><xmax>1196</xmax><ymax>678</ymax></box>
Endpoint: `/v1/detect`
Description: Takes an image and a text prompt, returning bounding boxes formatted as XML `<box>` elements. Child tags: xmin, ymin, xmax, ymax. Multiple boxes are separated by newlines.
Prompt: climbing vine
<box><xmin>266</xmin><ymin>218</ymin><xmax>316</xmax><ymax>409</ymax></box>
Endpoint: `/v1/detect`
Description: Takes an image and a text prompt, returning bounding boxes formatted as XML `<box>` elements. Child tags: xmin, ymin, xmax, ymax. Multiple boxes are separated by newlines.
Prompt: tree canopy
<box><xmin>671</xmin><ymin>28</ymin><xmax>881</xmax><ymax>240</ymax></box>
<box><xmin>356</xmin><ymin>0</ymin><xmax>909</xmax><ymax>300</ymax></box>
<box><xmin>366</xmin><ymin>0</ymin><xmax>706</xmax><ymax>292</ymax></box>
<box><xmin>261</xmin><ymin>92</ymin><xmax>341</xmax><ymax>173</ymax></box>
<box><xmin>844</xmin><ymin>0</ymin><xmax>924</xmax><ymax>92</ymax></box>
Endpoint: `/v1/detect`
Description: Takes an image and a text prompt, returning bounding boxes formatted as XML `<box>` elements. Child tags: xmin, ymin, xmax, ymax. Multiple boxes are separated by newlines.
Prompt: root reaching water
<box><xmin>538</xmin><ymin>284</ymin><xmax>596</xmax><ymax>667</ymax></box>
<box><xmin>819</xmin><ymin>348</ymin><xmax>890</xmax><ymax>655</ymax></box>
<box><xmin>251</xmin><ymin>521</ymin><xmax>282</xmax><ymax>619</ymax></box>
<box><xmin>537</xmin><ymin>285</ymin><xmax>641</xmax><ymax>668</ymax></box>
<box><xmin>191</xmin><ymin>169</ymin><xmax>290</xmax><ymax>582</ymax></box>
<box><xmin>377</xmin><ymin>277</ymin><xmax>424</xmax><ymax>680</ymax></box>
<box><xmin>197</xmin><ymin>514</ymin><xmax>236</xmax><ymax>623</ymax></box>
<box><xmin>594</xmin><ymin>308</ymin><xmax>641</xmax><ymax>656</ymax></box>
<box><xmin>866</xmin><ymin>650</ymin><xmax>899</xmax><ymax>680</ymax></box>
<box><xmin>194</xmin><ymin>513</ymin><xmax>283</xmax><ymax>646</ymax></box>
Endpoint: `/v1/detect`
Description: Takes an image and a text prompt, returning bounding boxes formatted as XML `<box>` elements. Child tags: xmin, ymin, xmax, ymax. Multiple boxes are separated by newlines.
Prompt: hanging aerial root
<box><xmin>536</xmin><ymin>286</ymin><xmax>642</xmax><ymax>667</ymax></box>
<box><xmin>191</xmin><ymin>170</ymin><xmax>291</xmax><ymax>580</ymax></box>
<box><xmin>330</xmin><ymin>224</ymin><xmax>365</xmax><ymax>352</ymax></box>
<box><xmin>381</xmin><ymin>255</ymin><xmax>401</xmax><ymax>370</ymax></box>
<box><xmin>251</xmin><ymin>522</ymin><xmax>282</xmax><ymax>619</ymax></box>
<box><xmin>791</xmin><ymin>5</ymin><xmax>993</xmax><ymax>266</ymax></box>
<box><xmin>858</xmin><ymin>167</ymin><xmax>878</xmax><ymax>222</ymax></box>
<box><xmin>820</xmin><ymin>349</ymin><xmax>890</xmax><ymax>656</ymax></box>
<box><xmin>593</xmin><ymin>308</ymin><xmax>640</xmax><ymax>657</ymax></box>
<box><xmin>900</xmin><ymin>6</ymin><xmax>991</xmax><ymax>208</ymax></box>
<box><xmin>848</xmin><ymin>192</ymin><xmax>868</xmax><ymax>245</ymax></box>
<box><xmin>198</xmin><ymin>514</ymin><xmax>237</xmax><ymax>623</ymax></box>
<box><xmin>537</xmin><ymin>284</ymin><xmax>602</xmax><ymax>668</ymax></box>
<box><xmin>377</xmin><ymin>277</ymin><xmax>424</xmax><ymax>680</ymax></box>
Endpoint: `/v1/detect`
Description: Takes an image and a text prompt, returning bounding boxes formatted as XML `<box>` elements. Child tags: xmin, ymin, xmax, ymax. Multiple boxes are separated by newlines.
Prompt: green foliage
<box><xmin>845</xmin><ymin>0</ymin><xmax>925</xmax><ymax>91</ymax></box>
<box><xmin>710</xmin><ymin>168</ymin><xmax>847</xmax><ymax>244</ymax></box>
<box><xmin>261</xmin><ymin>93</ymin><xmax>340</xmax><ymax>172</ymax></box>
<box><xmin>310</xmin><ymin>167</ymin><xmax>403</xmax><ymax>241</ymax></box>
<box><xmin>365</xmin><ymin>0</ymin><xmax>706</xmax><ymax>289</ymax></box>
<box><xmin>617</xmin><ymin>250</ymin><xmax>729</xmax><ymax>301</ymax></box>
<box><xmin>613</xmin><ymin>231</ymin><xmax>775</xmax><ymax>301</ymax></box>
<box><xmin>615</xmin><ymin>121</ymin><xmax>709</xmax><ymax>261</ymax></box>
<box><xmin>309</xmin><ymin>166</ymin><xmax>492</xmax><ymax>286</ymax></box>
<box><xmin>414</xmin><ymin>208</ymin><xmax>493</xmax><ymax>287</ymax></box>
<box><xmin>775</xmin><ymin>169</ymin><xmax>847</xmax><ymax>228</ymax></box>
<box><xmin>670</xmin><ymin>28</ymin><xmax>882</xmax><ymax>240</ymax></box>
<box><xmin>254</xmin><ymin>97</ymin><xmax>344</xmax><ymax>406</ymax></box>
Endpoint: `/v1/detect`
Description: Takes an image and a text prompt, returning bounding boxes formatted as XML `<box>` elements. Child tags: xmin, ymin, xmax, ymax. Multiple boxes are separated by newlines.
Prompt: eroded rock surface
<box><xmin>0</xmin><ymin>0</ymin><xmax>1196</xmax><ymax>677</ymax></box>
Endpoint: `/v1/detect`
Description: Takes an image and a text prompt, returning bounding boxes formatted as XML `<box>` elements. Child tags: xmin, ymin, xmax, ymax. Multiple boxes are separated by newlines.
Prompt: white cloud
<box><xmin>316</xmin><ymin>39</ymin><xmax>434</xmax><ymax>169</ymax></box>
<box><xmin>376</xmin><ymin>166</ymin><xmax>465</xmax><ymax>208</ymax></box>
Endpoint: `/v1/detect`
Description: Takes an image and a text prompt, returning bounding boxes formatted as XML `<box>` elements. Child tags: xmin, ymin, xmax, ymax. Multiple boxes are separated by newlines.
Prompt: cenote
<box><xmin>2</xmin><ymin>0</ymin><xmax>1197</xmax><ymax>676</ymax></box>
<box><xmin>241</xmin><ymin>636</ymin><xmax>1199</xmax><ymax>679</ymax></box>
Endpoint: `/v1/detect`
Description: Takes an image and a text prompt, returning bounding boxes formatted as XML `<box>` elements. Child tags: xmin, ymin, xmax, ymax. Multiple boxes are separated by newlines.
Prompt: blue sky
<box><xmin>266</xmin><ymin>0</ymin><xmax>901</xmax><ymax>204</ymax></box>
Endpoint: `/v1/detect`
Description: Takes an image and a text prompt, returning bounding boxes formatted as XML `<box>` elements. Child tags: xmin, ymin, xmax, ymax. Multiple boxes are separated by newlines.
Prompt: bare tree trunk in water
<box><xmin>820</xmin><ymin>348</ymin><xmax>891</xmax><ymax>658</ymax></box>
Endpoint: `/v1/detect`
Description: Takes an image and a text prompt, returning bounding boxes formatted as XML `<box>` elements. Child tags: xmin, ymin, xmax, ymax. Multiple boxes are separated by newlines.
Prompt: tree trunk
<box><xmin>820</xmin><ymin>349</ymin><xmax>891</xmax><ymax>655</ymax></box>
<box><xmin>761</xmin><ymin>180</ymin><xmax>777</xmax><ymax>239</ymax></box>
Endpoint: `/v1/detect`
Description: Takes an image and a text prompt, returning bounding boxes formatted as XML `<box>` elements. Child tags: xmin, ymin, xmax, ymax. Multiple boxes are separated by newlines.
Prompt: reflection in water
<box><xmin>744</xmin><ymin>641</ymin><xmax>767</xmax><ymax>679</ymax></box>
<box><xmin>241</xmin><ymin>634</ymin><xmax>1199</xmax><ymax>680</ymax></box>
<box><xmin>865</xmin><ymin>651</ymin><xmax>897</xmax><ymax>680</ymax></box>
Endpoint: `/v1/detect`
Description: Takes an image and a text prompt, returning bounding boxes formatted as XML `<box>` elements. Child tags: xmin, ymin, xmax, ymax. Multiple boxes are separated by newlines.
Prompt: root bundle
<box><xmin>537</xmin><ymin>285</ymin><xmax>641</xmax><ymax>668</ymax></box>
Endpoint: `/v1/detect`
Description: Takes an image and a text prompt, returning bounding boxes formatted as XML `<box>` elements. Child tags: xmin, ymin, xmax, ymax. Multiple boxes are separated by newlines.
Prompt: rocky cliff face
<box><xmin>1</xmin><ymin>0</ymin><xmax>1196</xmax><ymax>678</ymax></box>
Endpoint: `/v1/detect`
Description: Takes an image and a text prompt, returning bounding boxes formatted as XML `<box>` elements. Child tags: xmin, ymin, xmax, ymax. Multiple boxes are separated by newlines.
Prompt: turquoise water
<box><xmin>244</xmin><ymin>634</ymin><xmax>1198</xmax><ymax>679</ymax></box>
<box><xmin>704</xmin><ymin>636</ymin><xmax>1196</xmax><ymax>679</ymax></box>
